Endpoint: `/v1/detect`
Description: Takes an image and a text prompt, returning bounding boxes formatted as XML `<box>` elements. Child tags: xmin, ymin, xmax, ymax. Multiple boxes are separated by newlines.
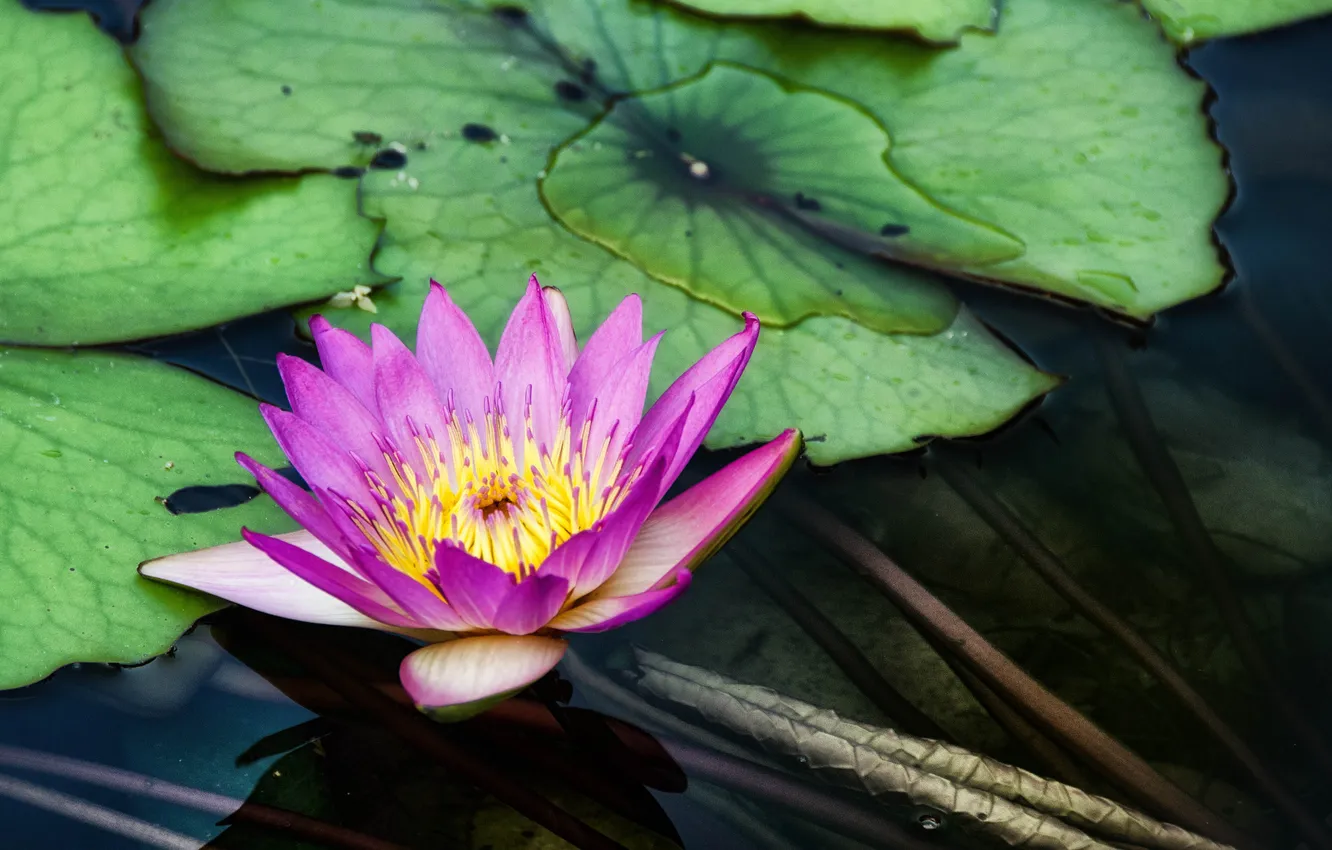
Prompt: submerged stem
<box><xmin>934</xmin><ymin>452</ymin><xmax>1331</xmax><ymax>849</ymax></box>
<box><xmin>729</xmin><ymin>543</ymin><xmax>950</xmax><ymax>741</ymax></box>
<box><xmin>921</xmin><ymin>630</ymin><xmax>1095</xmax><ymax>789</ymax></box>
<box><xmin>779</xmin><ymin>492</ymin><xmax>1253</xmax><ymax>850</ymax></box>
<box><xmin>0</xmin><ymin>743</ymin><xmax>405</xmax><ymax>850</ymax></box>
<box><xmin>1238</xmin><ymin>291</ymin><xmax>1332</xmax><ymax>437</ymax></box>
<box><xmin>0</xmin><ymin>771</ymin><xmax>199</xmax><ymax>850</ymax></box>
<box><xmin>1092</xmin><ymin>328</ymin><xmax>1332</xmax><ymax>782</ymax></box>
<box><xmin>561</xmin><ymin>649</ymin><xmax>933</xmax><ymax>850</ymax></box>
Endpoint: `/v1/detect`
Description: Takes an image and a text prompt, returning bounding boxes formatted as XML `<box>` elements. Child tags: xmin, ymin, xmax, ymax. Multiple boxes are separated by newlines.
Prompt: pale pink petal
<box><xmin>309</xmin><ymin>315</ymin><xmax>377</xmax><ymax>415</ymax></box>
<box><xmin>278</xmin><ymin>354</ymin><xmax>386</xmax><ymax>474</ymax></box>
<box><xmin>494</xmin><ymin>276</ymin><xmax>568</xmax><ymax>463</ymax></box>
<box><xmin>416</xmin><ymin>281</ymin><xmax>495</xmax><ymax>419</ymax></box>
<box><xmin>568</xmin><ymin>294</ymin><xmax>643</xmax><ymax>421</ymax></box>
<box><xmin>624</xmin><ymin>313</ymin><xmax>759</xmax><ymax>491</ymax></box>
<box><xmin>239</xmin><ymin>528</ymin><xmax>422</xmax><ymax>627</ymax></box>
<box><xmin>542</xmin><ymin>286</ymin><xmax>580</xmax><ymax>368</ymax></box>
<box><xmin>400</xmin><ymin>634</ymin><xmax>568</xmax><ymax>721</ymax></box>
<box><xmin>593</xmin><ymin>429</ymin><xmax>801</xmax><ymax>599</ymax></box>
<box><xmin>549</xmin><ymin>567</ymin><xmax>691</xmax><ymax>632</ymax></box>
<box><xmin>139</xmin><ymin>530</ymin><xmax>393</xmax><ymax>629</ymax></box>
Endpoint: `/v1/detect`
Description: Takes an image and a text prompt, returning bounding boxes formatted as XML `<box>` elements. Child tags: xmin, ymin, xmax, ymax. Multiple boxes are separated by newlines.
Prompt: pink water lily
<box><xmin>141</xmin><ymin>277</ymin><xmax>800</xmax><ymax>720</ymax></box>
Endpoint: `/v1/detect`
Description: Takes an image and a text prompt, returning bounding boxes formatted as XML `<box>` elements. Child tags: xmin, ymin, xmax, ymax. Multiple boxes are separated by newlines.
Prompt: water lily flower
<box><xmin>141</xmin><ymin>277</ymin><xmax>800</xmax><ymax>720</ymax></box>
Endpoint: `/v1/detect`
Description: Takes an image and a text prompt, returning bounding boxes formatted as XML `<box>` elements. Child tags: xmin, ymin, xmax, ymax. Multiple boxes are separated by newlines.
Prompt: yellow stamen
<box><xmin>347</xmin><ymin>402</ymin><xmax>630</xmax><ymax>583</ymax></box>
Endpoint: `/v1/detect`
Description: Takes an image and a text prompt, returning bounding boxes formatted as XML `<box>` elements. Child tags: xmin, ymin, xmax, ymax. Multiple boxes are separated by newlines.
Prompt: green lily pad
<box><xmin>330</xmin><ymin>141</ymin><xmax>1057</xmax><ymax>463</ymax></box>
<box><xmin>140</xmin><ymin>0</ymin><xmax>1251</xmax><ymax>458</ymax></box>
<box><xmin>132</xmin><ymin>0</ymin><xmax>1225</xmax><ymax>320</ymax></box>
<box><xmin>542</xmin><ymin>62</ymin><xmax>1026</xmax><ymax>335</ymax></box>
<box><xmin>663</xmin><ymin>0</ymin><xmax>996</xmax><ymax>43</ymax></box>
<box><xmin>532</xmin><ymin>0</ymin><xmax>1226</xmax><ymax>318</ymax></box>
<box><xmin>0</xmin><ymin>347</ymin><xmax>292</xmax><ymax>689</ymax></box>
<box><xmin>131</xmin><ymin>0</ymin><xmax>1058</xmax><ymax>461</ymax></box>
<box><xmin>0</xmin><ymin>3</ymin><xmax>383</xmax><ymax>347</ymax></box>
<box><xmin>1140</xmin><ymin>0</ymin><xmax>1332</xmax><ymax>45</ymax></box>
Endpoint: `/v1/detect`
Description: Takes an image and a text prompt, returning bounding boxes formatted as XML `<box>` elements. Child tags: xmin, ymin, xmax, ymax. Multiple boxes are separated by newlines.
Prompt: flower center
<box><xmin>345</xmin><ymin>397</ymin><xmax>628</xmax><ymax>584</ymax></box>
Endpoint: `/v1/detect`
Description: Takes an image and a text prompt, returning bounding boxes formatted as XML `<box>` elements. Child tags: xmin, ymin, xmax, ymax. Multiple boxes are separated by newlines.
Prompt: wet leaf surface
<box><xmin>0</xmin><ymin>347</ymin><xmax>292</xmax><ymax>688</ymax></box>
<box><xmin>541</xmin><ymin>62</ymin><xmax>1016</xmax><ymax>334</ymax></box>
<box><xmin>0</xmin><ymin>3</ymin><xmax>384</xmax><ymax>346</ymax></box>
<box><xmin>661</xmin><ymin>0</ymin><xmax>996</xmax><ymax>42</ymax></box>
<box><xmin>1141</xmin><ymin>0</ymin><xmax>1332</xmax><ymax>45</ymax></box>
<box><xmin>129</xmin><ymin>0</ymin><xmax>1084</xmax><ymax>461</ymax></box>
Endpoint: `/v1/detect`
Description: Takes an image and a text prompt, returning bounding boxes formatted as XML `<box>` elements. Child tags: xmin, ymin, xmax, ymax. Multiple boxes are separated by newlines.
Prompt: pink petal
<box><xmin>139</xmin><ymin>530</ymin><xmax>392</xmax><ymax>629</ymax></box>
<box><xmin>260</xmin><ymin>405</ymin><xmax>374</xmax><ymax>507</ymax></box>
<box><xmin>593</xmin><ymin>429</ymin><xmax>801</xmax><ymax>599</ymax></box>
<box><xmin>540</xmin><ymin>456</ymin><xmax>669</xmax><ymax>599</ymax></box>
<box><xmin>494</xmin><ymin>276</ymin><xmax>568</xmax><ymax>463</ymax></box>
<box><xmin>624</xmin><ymin>313</ymin><xmax>759</xmax><ymax>492</ymax></box>
<box><xmin>576</xmin><ymin>334</ymin><xmax>661</xmax><ymax>481</ymax></box>
<box><xmin>400</xmin><ymin>634</ymin><xmax>568</xmax><ymax>721</ymax></box>
<box><xmin>416</xmin><ymin>281</ymin><xmax>495</xmax><ymax>419</ymax></box>
<box><xmin>309</xmin><ymin>315</ymin><xmax>377</xmax><ymax>415</ymax></box>
<box><xmin>568</xmin><ymin>294</ymin><xmax>643</xmax><ymax>422</ymax></box>
<box><xmin>371</xmin><ymin>324</ymin><xmax>451</xmax><ymax>475</ymax></box>
<box><xmin>549</xmin><ymin>567</ymin><xmax>691</xmax><ymax>632</ymax></box>
<box><xmin>278</xmin><ymin>354</ymin><xmax>386</xmax><ymax>474</ymax></box>
<box><xmin>236</xmin><ymin>453</ymin><xmax>351</xmax><ymax>557</ymax></box>
<box><xmin>341</xmin><ymin>543</ymin><xmax>469</xmax><ymax>632</ymax></box>
<box><xmin>542</xmin><ymin>286</ymin><xmax>580</xmax><ymax>369</ymax></box>
<box><xmin>431</xmin><ymin>545</ymin><xmax>516</xmax><ymax>630</ymax></box>
<box><xmin>490</xmin><ymin>573</ymin><xmax>570</xmax><ymax>635</ymax></box>
<box><xmin>240</xmin><ymin>529</ymin><xmax>421</xmax><ymax>628</ymax></box>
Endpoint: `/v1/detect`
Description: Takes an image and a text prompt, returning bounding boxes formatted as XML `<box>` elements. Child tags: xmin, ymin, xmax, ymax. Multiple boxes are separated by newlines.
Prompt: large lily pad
<box><xmin>1140</xmin><ymin>0</ymin><xmax>1332</xmax><ymax>45</ymax></box>
<box><xmin>535</xmin><ymin>0</ymin><xmax>1226</xmax><ymax>318</ymax></box>
<box><xmin>0</xmin><ymin>347</ymin><xmax>292</xmax><ymax>689</ymax></box>
<box><xmin>129</xmin><ymin>0</ymin><xmax>1230</xmax><ymax>458</ymax></box>
<box><xmin>343</xmin><ymin>141</ymin><xmax>1057</xmax><ymax>463</ymax></box>
<box><xmin>0</xmin><ymin>3</ymin><xmax>383</xmax><ymax>347</ymax></box>
<box><xmin>663</xmin><ymin>0</ymin><xmax>996</xmax><ymax>42</ymax></box>
<box><xmin>541</xmin><ymin>62</ymin><xmax>1023</xmax><ymax>335</ymax></box>
<box><xmin>132</xmin><ymin>0</ymin><xmax>1225</xmax><ymax>319</ymax></box>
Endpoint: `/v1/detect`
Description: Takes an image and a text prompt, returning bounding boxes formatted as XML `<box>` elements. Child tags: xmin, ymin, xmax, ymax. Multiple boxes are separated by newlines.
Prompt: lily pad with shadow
<box><xmin>0</xmin><ymin>346</ymin><xmax>293</xmax><ymax>689</ymax></box>
<box><xmin>0</xmin><ymin>2</ymin><xmax>383</xmax><ymax>347</ymax></box>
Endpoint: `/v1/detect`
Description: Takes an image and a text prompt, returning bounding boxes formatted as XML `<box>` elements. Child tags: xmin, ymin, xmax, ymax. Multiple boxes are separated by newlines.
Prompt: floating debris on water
<box><xmin>327</xmin><ymin>284</ymin><xmax>378</xmax><ymax>313</ymax></box>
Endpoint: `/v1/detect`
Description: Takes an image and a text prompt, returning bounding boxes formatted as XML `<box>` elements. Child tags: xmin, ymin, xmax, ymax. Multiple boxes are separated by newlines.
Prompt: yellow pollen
<box><xmin>347</xmin><ymin>403</ymin><xmax>630</xmax><ymax>583</ymax></box>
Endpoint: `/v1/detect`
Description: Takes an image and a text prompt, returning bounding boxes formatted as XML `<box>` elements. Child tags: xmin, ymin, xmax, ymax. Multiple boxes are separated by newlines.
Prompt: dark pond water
<box><xmin>10</xmin><ymin>3</ymin><xmax>1332</xmax><ymax>849</ymax></box>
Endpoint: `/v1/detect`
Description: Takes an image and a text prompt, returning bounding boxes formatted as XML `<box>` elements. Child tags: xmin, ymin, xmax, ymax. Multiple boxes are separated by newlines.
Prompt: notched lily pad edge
<box><xmin>653</xmin><ymin>0</ymin><xmax>998</xmax><ymax>45</ymax></box>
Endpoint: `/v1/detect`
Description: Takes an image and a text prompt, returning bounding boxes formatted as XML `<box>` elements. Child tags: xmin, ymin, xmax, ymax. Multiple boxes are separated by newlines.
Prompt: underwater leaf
<box><xmin>1140</xmin><ymin>0</ymin><xmax>1332</xmax><ymax>45</ymax></box>
<box><xmin>216</xmin><ymin>725</ymin><xmax>680</xmax><ymax>850</ymax></box>
<box><xmin>633</xmin><ymin>649</ymin><xmax>1229</xmax><ymax>850</ymax></box>
<box><xmin>209</xmin><ymin>744</ymin><xmax>332</xmax><ymax>850</ymax></box>
<box><xmin>662</xmin><ymin>0</ymin><xmax>996</xmax><ymax>42</ymax></box>
<box><xmin>0</xmin><ymin>3</ymin><xmax>382</xmax><ymax>347</ymax></box>
<box><xmin>131</xmin><ymin>0</ymin><xmax>1059</xmax><ymax>462</ymax></box>
<box><xmin>0</xmin><ymin>347</ymin><xmax>293</xmax><ymax>689</ymax></box>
